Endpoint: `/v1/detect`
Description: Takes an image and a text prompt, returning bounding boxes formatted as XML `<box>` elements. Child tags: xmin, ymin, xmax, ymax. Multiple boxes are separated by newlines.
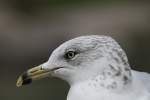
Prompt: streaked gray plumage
<box><xmin>17</xmin><ymin>35</ymin><xmax>150</xmax><ymax>100</ymax></box>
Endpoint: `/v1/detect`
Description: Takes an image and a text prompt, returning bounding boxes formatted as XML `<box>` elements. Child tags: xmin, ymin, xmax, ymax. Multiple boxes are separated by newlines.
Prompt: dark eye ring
<box><xmin>64</xmin><ymin>51</ymin><xmax>78</xmax><ymax>60</ymax></box>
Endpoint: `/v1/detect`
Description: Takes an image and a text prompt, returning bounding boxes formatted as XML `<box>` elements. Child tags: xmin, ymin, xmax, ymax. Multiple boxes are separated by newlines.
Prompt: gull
<box><xmin>16</xmin><ymin>35</ymin><xmax>150</xmax><ymax>100</ymax></box>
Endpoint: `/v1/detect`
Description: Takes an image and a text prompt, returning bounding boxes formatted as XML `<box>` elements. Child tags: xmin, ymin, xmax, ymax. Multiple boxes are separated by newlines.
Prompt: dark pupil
<box><xmin>66</xmin><ymin>51</ymin><xmax>75</xmax><ymax>59</ymax></box>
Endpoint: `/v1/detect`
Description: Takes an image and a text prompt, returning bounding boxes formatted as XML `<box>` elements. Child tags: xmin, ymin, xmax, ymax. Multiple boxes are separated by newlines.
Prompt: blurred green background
<box><xmin>0</xmin><ymin>0</ymin><xmax>150</xmax><ymax>100</ymax></box>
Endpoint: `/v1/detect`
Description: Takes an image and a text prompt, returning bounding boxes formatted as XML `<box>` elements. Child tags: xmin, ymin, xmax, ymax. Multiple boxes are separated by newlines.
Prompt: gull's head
<box><xmin>16</xmin><ymin>35</ymin><xmax>131</xmax><ymax>87</ymax></box>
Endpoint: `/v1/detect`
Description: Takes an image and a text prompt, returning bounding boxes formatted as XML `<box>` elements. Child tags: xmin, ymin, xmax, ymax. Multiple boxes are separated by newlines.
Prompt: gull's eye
<box><xmin>64</xmin><ymin>50</ymin><xmax>78</xmax><ymax>60</ymax></box>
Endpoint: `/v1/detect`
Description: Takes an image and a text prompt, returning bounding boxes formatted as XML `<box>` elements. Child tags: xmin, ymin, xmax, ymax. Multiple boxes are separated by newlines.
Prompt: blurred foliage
<box><xmin>4</xmin><ymin>0</ymin><xmax>144</xmax><ymax>13</ymax></box>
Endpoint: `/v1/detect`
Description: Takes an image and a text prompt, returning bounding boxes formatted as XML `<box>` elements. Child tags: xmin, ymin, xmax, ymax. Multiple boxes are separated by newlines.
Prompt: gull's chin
<box><xmin>53</xmin><ymin>67</ymin><xmax>68</xmax><ymax>73</ymax></box>
<box><xmin>52</xmin><ymin>67</ymin><xmax>73</xmax><ymax>77</ymax></box>
<box><xmin>52</xmin><ymin>67</ymin><xmax>65</xmax><ymax>71</ymax></box>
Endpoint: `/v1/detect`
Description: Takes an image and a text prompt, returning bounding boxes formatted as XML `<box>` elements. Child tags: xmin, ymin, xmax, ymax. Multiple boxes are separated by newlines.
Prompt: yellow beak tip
<box><xmin>16</xmin><ymin>77</ymin><xmax>23</xmax><ymax>87</ymax></box>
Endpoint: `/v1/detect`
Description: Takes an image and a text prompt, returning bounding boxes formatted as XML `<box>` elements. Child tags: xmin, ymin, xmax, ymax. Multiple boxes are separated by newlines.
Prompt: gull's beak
<box><xmin>16</xmin><ymin>63</ymin><xmax>53</xmax><ymax>87</ymax></box>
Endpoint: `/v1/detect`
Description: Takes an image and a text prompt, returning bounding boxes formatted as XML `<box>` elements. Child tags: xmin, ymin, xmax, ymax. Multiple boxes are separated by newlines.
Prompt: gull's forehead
<box><xmin>51</xmin><ymin>35</ymin><xmax>118</xmax><ymax>58</ymax></box>
<box><xmin>58</xmin><ymin>35</ymin><xmax>115</xmax><ymax>50</ymax></box>
<box><xmin>66</xmin><ymin>35</ymin><xmax>113</xmax><ymax>44</ymax></box>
